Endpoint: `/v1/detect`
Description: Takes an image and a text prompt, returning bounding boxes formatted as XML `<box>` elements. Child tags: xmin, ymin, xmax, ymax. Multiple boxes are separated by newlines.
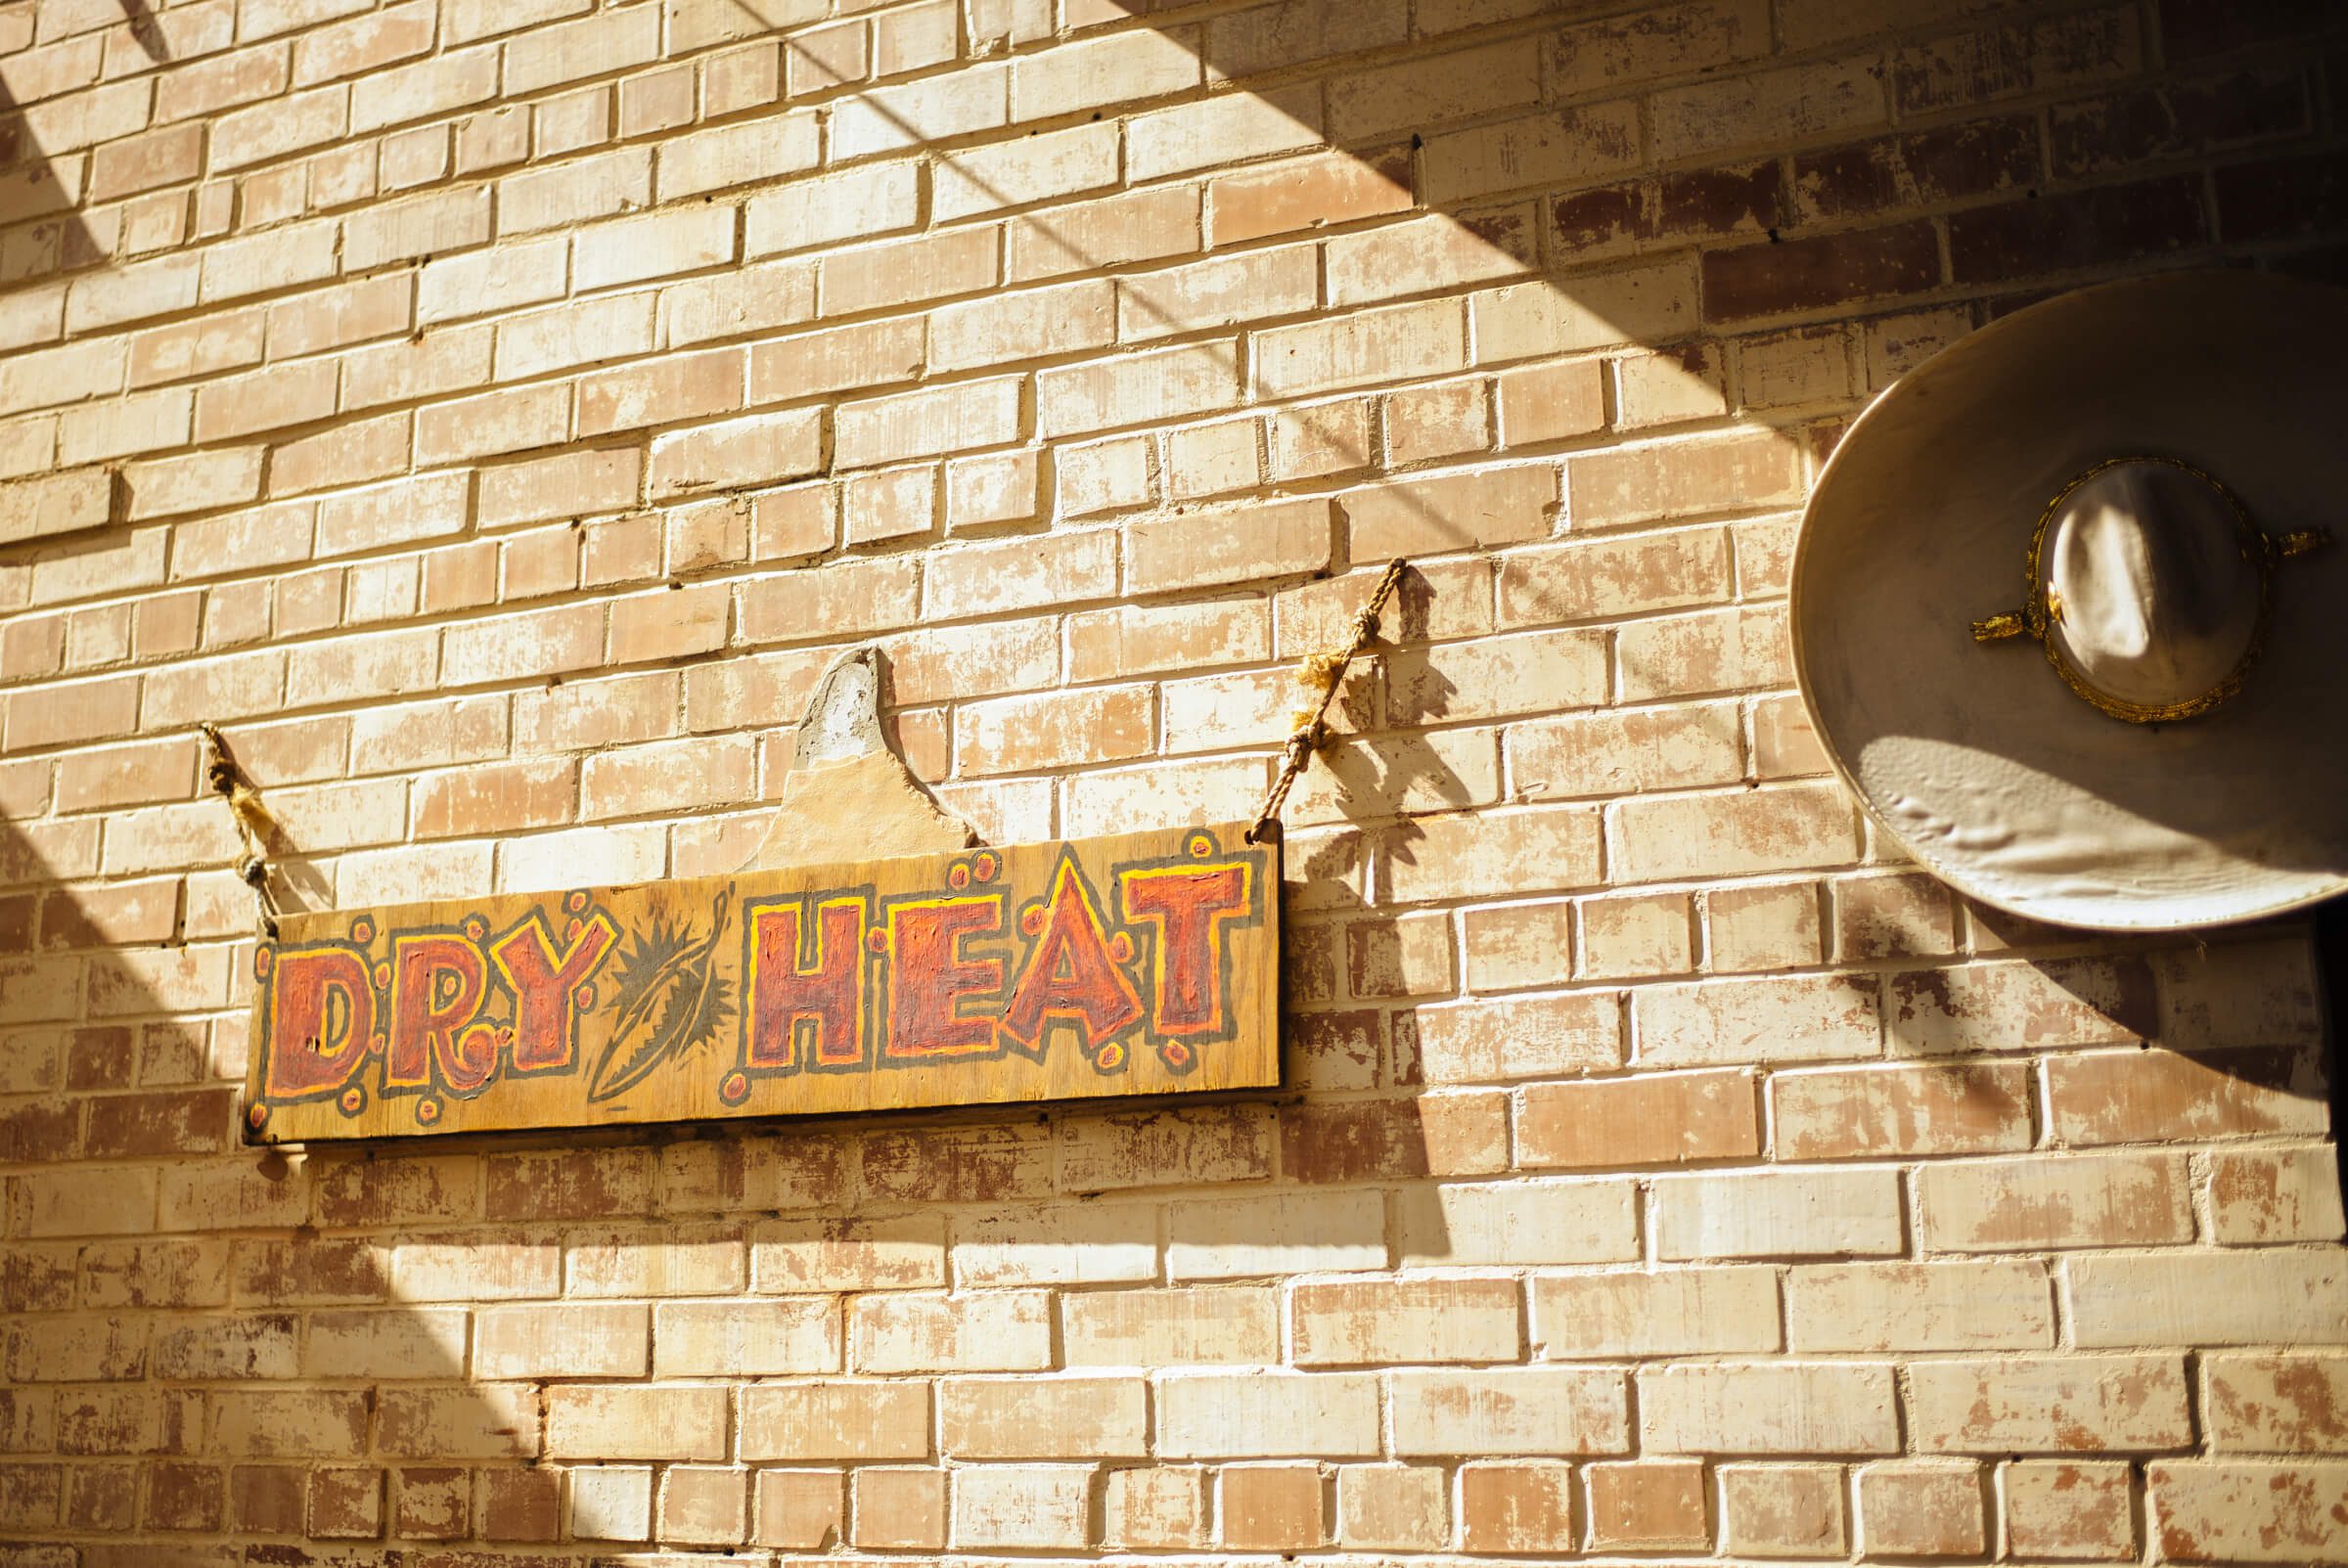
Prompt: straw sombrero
<box><xmin>1791</xmin><ymin>270</ymin><xmax>2348</xmax><ymax>932</ymax></box>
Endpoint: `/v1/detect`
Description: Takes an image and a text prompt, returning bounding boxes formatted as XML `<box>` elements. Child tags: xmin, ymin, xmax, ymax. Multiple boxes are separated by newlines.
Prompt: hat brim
<box><xmin>1791</xmin><ymin>270</ymin><xmax>2348</xmax><ymax>932</ymax></box>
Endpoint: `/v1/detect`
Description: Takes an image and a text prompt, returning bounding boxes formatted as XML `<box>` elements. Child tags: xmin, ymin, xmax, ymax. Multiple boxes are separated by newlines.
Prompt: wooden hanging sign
<box><xmin>242</xmin><ymin>822</ymin><xmax>1279</xmax><ymax>1143</ymax></box>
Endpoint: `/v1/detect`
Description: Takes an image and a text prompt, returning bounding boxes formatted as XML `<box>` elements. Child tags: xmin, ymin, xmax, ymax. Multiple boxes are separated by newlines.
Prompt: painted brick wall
<box><xmin>1</xmin><ymin>0</ymin><xmax>2346</xmax><ymax>1561</ymax></box>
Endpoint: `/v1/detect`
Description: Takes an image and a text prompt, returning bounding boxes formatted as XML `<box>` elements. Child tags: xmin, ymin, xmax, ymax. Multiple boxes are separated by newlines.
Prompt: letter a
<box><xmin>998</xmin><ymin>854</ymin><xmax>1142</xmax><ymax>1060</ymax></box>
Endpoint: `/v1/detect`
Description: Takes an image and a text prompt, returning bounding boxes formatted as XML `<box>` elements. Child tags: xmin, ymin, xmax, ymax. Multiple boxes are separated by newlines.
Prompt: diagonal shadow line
<box><xmin>712</xmin><ymin>0</ymin><xmax>1675</xmax><ymax>838</ymax></box>
<box><xmin>722</xmin><ymin>0</ymin><xmax>1585</xmax><ymax>566</ymax></box>
<box><xmin>114</xmin><ymin>0</ymin><xmax>173</xmax><ymax>66</ymax></box>
<box><xmin>0</xmin><ymin>77</ymin><xmax>98</xmax><ymax>247</ymax></box>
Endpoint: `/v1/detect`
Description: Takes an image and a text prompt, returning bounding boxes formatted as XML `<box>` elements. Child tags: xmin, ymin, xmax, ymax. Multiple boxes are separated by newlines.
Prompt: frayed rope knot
<box><xmin>1245</xmin><ymin>559</ymin><xmax>1409</xmax><ymax>846</ymax></box>
<box><xmin>201</xmin><ymin>723</ymin><xmax>280</xmax><ymax>940</ymax></box>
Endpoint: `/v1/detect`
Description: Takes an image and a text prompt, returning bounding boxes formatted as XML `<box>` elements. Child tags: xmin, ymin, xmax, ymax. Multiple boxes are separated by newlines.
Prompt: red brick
<box><xmin>485</xmin><ymin>1148</ymin><xmax>652</xmax><ymax>1223</ymax></box>
<box><xmin>1519</xmin><ymin>1070</ymin><xmax>1760</xmax><ymax>1170</ymax></box>
<box><xmin>0</xmin><ymin>1099</ymin><xmax>78</xmax><ymax>1162</ymax></box>
<box><xmin>309</xmin><ymin>1466</ymin><xmax>384</xmax><ymax>1539</ymax></box>
<box><xmin>2004</xmin><ymin>1459</ymin><xmax>2135</xmax><ymax>1557</ymax></box>
<box><xmin>1858</xmin><ymin>1462</ymin><xmax>1986</xmax><ymax>1555</ymax></box>
<box><xmin>1293</xmin><ymin>1277</ymin><xmax>1518</xmax><ymax>1366</ymax></box>
<box><xmin>65</xmin><ymin>1025</ymin><xmax>132</xmax><ymax>1090</ymax></box>
<box><xmin>853</xmin><ymin>1465</ymin><xmax>944</xmax><ymax>1548</ymax></box>
<box><xmin>2047</xmin><ymin>1045</ymin><xmax>2327</xmax><ymax>1144</ymax></box>
<box><xmin>1222</xmin><ymin>1464</ymin><xmax>1326</xmax><ymax>1550</ymax></box>
<box><xmin>1281</xmin><ymin>1096</ymin><xmax>1507</xmax><ymax>1183</ymax></box>
<box><xmin>1203</xmin><ymin>0</ymin><xmax>1406</xmax><ymax>78</ymax></box>
<box><xmin>1703</xmin><ymin>220</ymin><xmax>1941</xmax><ymax>321</ymax></box>
<box><xmin>1549</xmin><ymin>180</ymin><xmax>1649</xmax><ymax>256</ymax></box>
<box><xmin>610</xmin><ymin>583</ymin><xmax>730</xmax><ymax>664</ymax></box>
<box><xmin>313</xmin><ymin>1156</ymin><xmax>476</xmax><ymax>1228</ymax></box>
<box><xmin>2151</xmin><ymin>1460</ymin><xmax>2348</xmax><ymax>1564</ymax></box>
<box><xmin>1058</xmin><ymin>1104</ymin><xmax>1272</xmax><ymax>1192</ymax></box>
<box><xmin>37</xmin><ymin>880</ymin><xmax>178</xmax><ymax>951</ymax></box>
<box><xmin>1793</xmin><ymin>115</ymin><xmax>2039</xmax><ymax>221</ymax></box>
<box><xmin>1775</xmin><ymin>1062</ymin><xmax>2032</xmax><ymax>1160</ymax></box>
<box><xmin>230</xmin><ymin>1464</ymin><xmax>304</xmax><ymax>1534</ymax></box>
<box><xmin>84</xmin><ymin>1089</ymin><xmax>231</xmax><ymax>1158</ymax></box>
<box><xmin>1890</xmin><ymin>7</ymin><xmax>2143</xmax><ymax>117</ymax></box>
<box><xmin>1462</xmin><ymin>1462</ymin><xmax>1574</xmax><ymax>1552</ymax></box>
<box><xmin>145</xmin><ymin>1459</ymin><xmax>223</xmax><ymax>1530</ymax></box>
<box><xmin>0</xmin><ymin>892</ymin><xmax>36</xmax><ymax>955</ymax></box>
<box><xmin>1589</xmin><ymin>1458</ymin><xmax>1710</xmax><ymax>1549</ymax></box>
<box><xmin>862</xmin><ymin>1125</ymin><xmax>1052</xmax><ymax>1204</ymax></box>
<box><xmin>152</xmin><ymin>1315</ymin><xmax>296</xmax><ymax>1381</ymax></box>
<box><xmin>1210</xmin><ymin>146</ymin><xmax>1412</xmax><ymax>246</ymax></box>
<box><xmin>957</xmin><ymin>685</ymin><xmax>1151</xmax><ymax>775</ymax></box>
<box><xmin>234</xmin><ymin>1239</ymin><xmax>391</xmax><ymax>1306</ymax></box>
<box><xmin>66</xmin><ymin>1462</ymin><xmax>134</xmax><ymax>1529</ymax></box>
<box><xmin>1948</xmin><ymin>177</ymin><xmax>2210</xmax><ymax>284</ymax></box>
<box><xmin>6</xmin><ymin>677</ymin><xmax>140</xmax><ymax>751</ymax></box>
<box><xmin>1660</xmin><ymin>158</ymin><xmax>1787</xmax><ymax>240</ymax></box>
<box><xmin>392</xmin><ymin>1466</ymin><xmax>468</xmax><ymax>1541</ymax></box>
<box><xmin>2052</xmin><ymin>68</ymin><xmax>2309</xmax><ymax>179</ymax></box>
<box><xmin>0</xmin><ymin>1246</ymin><xmax>76</xmax><ymax>1313</ymax></box>
<box><xmin>1127</xmin><ymin>497</ymin><xmax>1332</xmax><ymax>595</ymax></box>
<box><xmin>2164</xmin><ymin>0</ymin><xmax>2335</xmax><ymax>58</ymax></box>
<box><xmin>2216</xmin><ymin>148</ymin><xmax>2348</xmax><ymax>243</ymax></box>
<box><xmin>478</xmin><ymin>1466</ymin><xmax>560</xmax><ymax>1541</ymax></box>
<box><xmin>1722</xmin><ymin>1461</ymin><xmax>1848</xmax><ymax>1555</ymax></box>
<box><xmin>415</xmin><ymin>757</ymin><xmax>574</xmax><ymax>839</ymax></box>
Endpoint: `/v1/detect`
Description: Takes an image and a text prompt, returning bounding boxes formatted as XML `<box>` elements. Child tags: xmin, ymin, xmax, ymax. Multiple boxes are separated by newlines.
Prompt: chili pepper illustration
<box><xmin>588</xmin><ymin>890</ymin><xmax>733</xmax><ymax>1103</ymax></box>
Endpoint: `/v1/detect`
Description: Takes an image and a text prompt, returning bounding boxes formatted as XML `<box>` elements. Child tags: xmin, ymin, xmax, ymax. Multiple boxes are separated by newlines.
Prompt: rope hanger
<box><xmin>199</xmin><ymin>722</ymin><xmax>281</xmax><ymax>940</ymax></box>
<box><xmin>1245</xmin><ymin>558</ymin><xmax>1410</xmax><ymax>845</ymax></box>
<box><xmin>201</xmin><ymin>560</ymin><xmax>1410</xmax><ymax>927</ymax></box>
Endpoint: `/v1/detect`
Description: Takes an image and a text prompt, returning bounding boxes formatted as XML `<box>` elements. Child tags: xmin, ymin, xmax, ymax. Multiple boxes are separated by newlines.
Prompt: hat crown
<box><xmin>1792</xmin><ymin>269</ymin><xmax>2348</xmax><ymax>932</ymax></box>
<box><xmin>2041</xmin><ymin>460</ymin><xmax>2261</xmax><ymax>715</ymax></box>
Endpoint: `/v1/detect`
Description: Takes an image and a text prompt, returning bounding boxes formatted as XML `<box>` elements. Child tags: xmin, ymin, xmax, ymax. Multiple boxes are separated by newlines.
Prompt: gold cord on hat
<box><xmin>1968</xmin><ymin>454</ymin><xmax>2330</xmax><ymax>724</ymax></box>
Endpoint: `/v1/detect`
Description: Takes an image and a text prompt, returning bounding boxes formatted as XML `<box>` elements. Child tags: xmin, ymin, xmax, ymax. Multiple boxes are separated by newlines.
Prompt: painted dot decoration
<box><xmin>866</xmin><ymin>928</ymin><xmax>890</xmax><ymax>954</ymax></box>
<box><xmin>339</xmin><ymin>1086</ymin><xmax>366</xmax><ymax>1117</ymax></box>
<box><xmin>253</xmin><ymin>947</ymin><xmax>273</xmax><ymax>981</ymax></box>
<box><xmin>1095</xmin><ymin>1041</ymin><xmax>1126</xmax><ymax>1072</ymax></box>
<box><xmin>416</xmin><ymin>1098</ymin><xmax>442</xmax><ymax>1127</ymax></box>
<box><xmin>1188</xmin><ymin>832</ymin><xmax>1214</xmax><ymax>859</ymax></box>
<box><xmin>463</xmin><ymin>916</ymin><xmax>488</xmax><ymax>944</ymax></box>
<box><xmin>565</xmin><ymin>890</ymin><xmax>590</xmax><ymax>914</ymax></box>
<box><xmin>565</xmin><ymin>917</ymin><xmax>583</xmax><ymax>943</ymax></box>
<box><xmin>1020</xmin><ymin>904</ymin><xmax>1045</xmax><ymax>936</ymax></box>
<box><xmin>973</xmin><ymin>852</ymin><xmax>999</xmax><ymax>882</ymax></box>
<box><xmin>350</xmin><ymin>918</ymin><xmax>375</xmax><ymax>944</ymax></box>
<box><xmin>575</xmin><ymin>984</ymin><xmax>596</xmax><ymax>1011</ymax></box>
<box><xmin>373</xmin><ymin>962</ymin><xmax>391</xmax><ymax>991</ymax></box>
<box><xmin>1109</xmin><ymin>932</ymin><xmax>1134</xmax><ymax>964</ymax></box>
<box><xmin>1162</xmin><ymin>1042</ymin><xmax>1194</xmax><ymax>1071</ymax></box>
<box><xmin>948</xmin><ymin>863</ymin><xmax>971</xmax><ymax>890</ymax></box>
<box><xmin>247</xmin><ymin>1101</ymin><xmax>269</xmax><ymax>1130</ymax></box>
<box><xmin>719</xmin><ymin>1071</ymin><xmax>750</xmax><ymax>1105</ymax></box>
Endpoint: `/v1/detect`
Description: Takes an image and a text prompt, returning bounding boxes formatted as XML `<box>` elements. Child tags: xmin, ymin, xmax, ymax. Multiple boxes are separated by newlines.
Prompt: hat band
<box><xmin>1969</xmin><ymin>454</ymin><xmax>2329</xmax><ymax>724</ymax></box>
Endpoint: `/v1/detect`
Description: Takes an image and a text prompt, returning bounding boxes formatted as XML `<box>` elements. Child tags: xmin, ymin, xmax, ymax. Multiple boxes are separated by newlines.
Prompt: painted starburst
<box><xmin>586</xmin><ymin>891</ymin><xmax>734</xmax><ymax>1103</ymax></box>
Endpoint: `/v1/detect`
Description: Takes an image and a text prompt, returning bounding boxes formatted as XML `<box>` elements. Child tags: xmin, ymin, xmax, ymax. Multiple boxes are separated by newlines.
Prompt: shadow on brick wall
<box><xmin>6</xmin><ymin>0</ymin><xmax>2348</xmax><ymax>1557</ymax></box>
<box><xmin>0</xmin><ymin>0</ymin><xmax>171</xmax><ymax>293</ymax></box>
<box><xmin>0</xmin><ymin>79</ymin><xmax>107</xmax><ymax>288</ymax></box>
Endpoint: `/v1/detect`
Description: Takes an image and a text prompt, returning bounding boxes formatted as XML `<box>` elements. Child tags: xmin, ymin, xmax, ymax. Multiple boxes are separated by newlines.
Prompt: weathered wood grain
<box><xmin>244</xmin><ymin>823</ymin><xmax>1278</xmax><ymax>1142</ymax></box>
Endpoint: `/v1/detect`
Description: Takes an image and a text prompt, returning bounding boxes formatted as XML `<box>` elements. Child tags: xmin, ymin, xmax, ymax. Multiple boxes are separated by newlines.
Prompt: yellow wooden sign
<box><xmin>243</xmin><ymin>823</ymin><xmax>1279</xmax><ymax>1143</ymax></box>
